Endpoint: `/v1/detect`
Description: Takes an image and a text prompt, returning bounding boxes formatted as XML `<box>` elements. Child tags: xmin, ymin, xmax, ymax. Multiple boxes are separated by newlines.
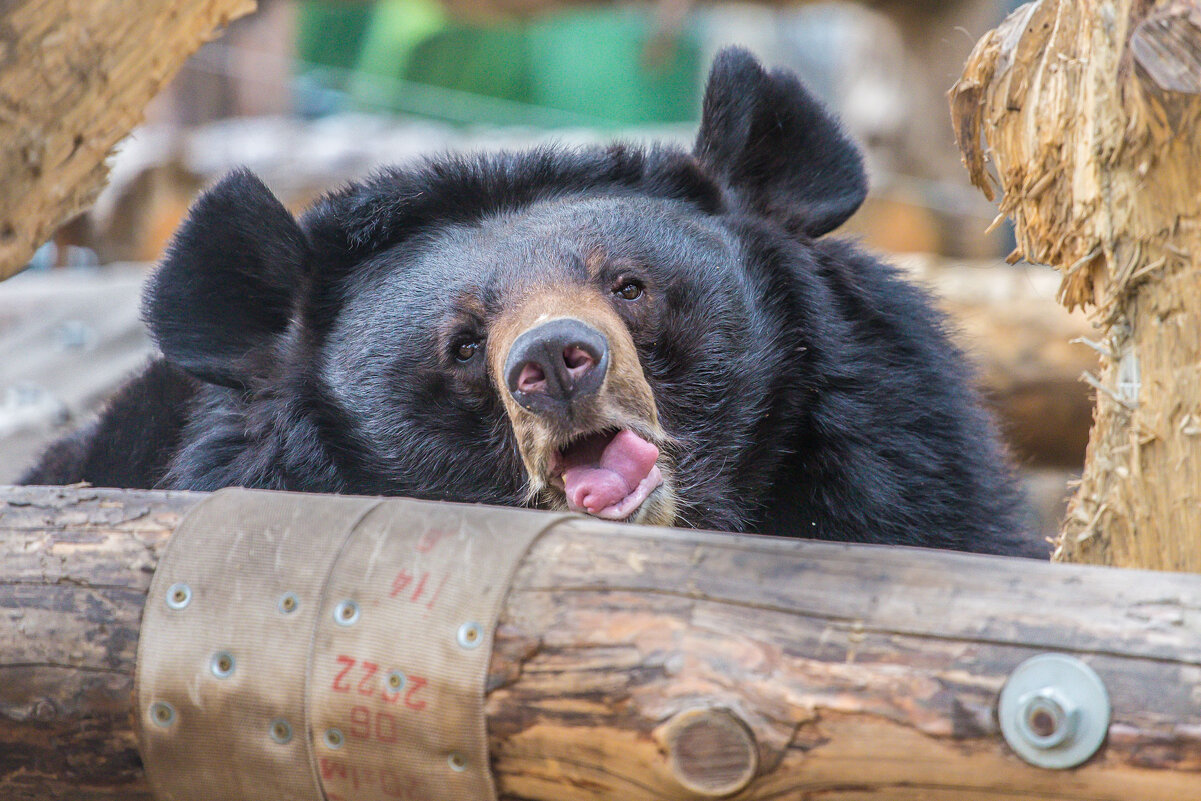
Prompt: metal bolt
<box><xmin>323</xmin><ymin>728</ymin><xmax>345</xmax><ymax>749</ymax></box>
<box><xmin>210</xmin><ymin>651</ymin><xmax>236</xmax><ymax>679</ymax></box>
<box><xmin>166</xmin><ymin>583</ymin><xmax>192</xmax><ymax>610</ymax></box>
<box><xmin>1015</xmin><ymin>687</ymin><xmax>1079</xmax><ymax>749</ymax></box>
<box><xmin>998</xmin><ymin>653</ymin><xmax>1110</xmax><ymax>770</ymax></box>
<box><xmin>1030</xmin><ymin>704</ymin><xmax>1059</xmax><ymax>736</ymax></box>
<box><xmin>448</xmin><ymin>752</ymin><xmax>467</xmax><ymax>772</ymax></box>
<box><xmin>270</xmin><ymin>718</ymin><xmax>293</xmax><ymax>744</ymax></box>
<box><xmin>278</xmin><ymin>592</ymin><xmax>300</xmax><ymax>614</ymax></box>
<box><xmin>456</xmin><ymin>621</ymin><xmax>483</xmax><ymax>649</ymax></box>
<box><xmin>334</xmin><ymin>600</ymin><xmax>360</xmax><ymax>626</ymax></box>
<box><xmin>150</xmin><ymin>701</ymin><xmax>176</xmax><ymax>727</ymax></box>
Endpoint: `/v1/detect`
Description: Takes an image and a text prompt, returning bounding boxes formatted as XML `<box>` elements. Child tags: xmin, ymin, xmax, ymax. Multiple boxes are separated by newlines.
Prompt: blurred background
<box><xmin>0</xmin><ymin>0</ymin><xmax>1096</xmax><ymax>545</ymax></box>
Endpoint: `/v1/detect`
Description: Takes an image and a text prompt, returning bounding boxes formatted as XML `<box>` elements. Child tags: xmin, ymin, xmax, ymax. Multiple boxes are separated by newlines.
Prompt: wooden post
<box><xmin>3</xmin><ymin>484</ymin><xmax>1201</xmax><ymax>800</ymax></box>
<box><xmin>951</xmin><ymin>0</ymin><xmax>1201</xmax><ymax>570</ymax></box>
<box><xmin>0</xmin><ymin>0</ymin><xmax>256</xmax><ymax>281</ymax></box>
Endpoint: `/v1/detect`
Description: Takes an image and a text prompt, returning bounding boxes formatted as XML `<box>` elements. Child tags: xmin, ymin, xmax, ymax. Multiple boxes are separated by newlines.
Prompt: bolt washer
<box><xmin>998</xmin><ymin>653</ymin><xmax>1110</xmax><ymax>769</ymax></box>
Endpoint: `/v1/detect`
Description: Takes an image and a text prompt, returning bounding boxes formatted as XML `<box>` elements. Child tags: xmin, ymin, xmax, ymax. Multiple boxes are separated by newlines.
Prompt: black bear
<box><xmin>23</xmin><ymin>48</ymin><xmax>1037</xmax><ymax>556</ymax></box>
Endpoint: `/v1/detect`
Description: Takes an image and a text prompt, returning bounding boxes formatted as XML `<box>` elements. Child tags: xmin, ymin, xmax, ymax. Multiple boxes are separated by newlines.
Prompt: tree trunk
<box><xmin>0</xmin><ymin>0</ymin><xmax>257</xmax><ymax>281</ymax></box>
<box><xmin>951</xmin><ymin>0</ymin><xmax>1201</xmax><ymax>571</ymax></box>
<box><xmin>3</xmin><ymin>484</ymin><xmax>1201</xmax><ymax>800</ymax></box>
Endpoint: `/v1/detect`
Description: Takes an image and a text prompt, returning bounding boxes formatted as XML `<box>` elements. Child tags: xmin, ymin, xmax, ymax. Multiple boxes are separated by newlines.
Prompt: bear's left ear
<box><xmin>143</xmin><ymin>169</ymin><xmax>309</xmax><ymax>390</ymax></box>
<box><xmin>694</xmin><ymin>47</ymin><xmax>867</xmax><ymax>237</ymax></box>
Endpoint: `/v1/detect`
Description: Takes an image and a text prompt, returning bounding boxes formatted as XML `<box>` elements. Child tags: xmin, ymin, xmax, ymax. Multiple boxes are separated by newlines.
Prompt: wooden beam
<box><xmin>0</xmin><ymin>0</ymin><xmax>256</xmax><ymax>282</ymax></box>
<box><xmin>951</xmin><ymin>0</ymin><xmax>1201</xmax><ymax>570</ymax></box>
<box><xmin>3</xmin><ymin>484</ymin><xmax>1201</xmax><ymax>800</ymax></box>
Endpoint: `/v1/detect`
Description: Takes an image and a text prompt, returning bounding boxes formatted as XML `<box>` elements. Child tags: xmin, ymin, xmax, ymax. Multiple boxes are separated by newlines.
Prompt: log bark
<box><xmin>4</xmin><ymin>484</ymin><xmax>1201</xmax><ymax>800</ymax></box>
<box><xmin>0</xmin><ymin>0</ymin><xmax>256</xmax><ymax>282</ymax></box>
<box><xmin>951</xmin><ymin>1</ymin><xmax>1201</xmax><ymax>570</ymax></box>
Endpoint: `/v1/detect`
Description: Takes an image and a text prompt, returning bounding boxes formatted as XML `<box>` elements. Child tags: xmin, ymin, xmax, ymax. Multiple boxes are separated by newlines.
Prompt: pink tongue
<box><xmin>563</xmin><ymin>430</ymin><xmax>659</xmax><ymax>515</ymax></box>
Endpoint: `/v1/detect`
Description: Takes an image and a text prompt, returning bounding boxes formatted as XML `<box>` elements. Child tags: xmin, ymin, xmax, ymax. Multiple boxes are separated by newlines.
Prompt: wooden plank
<box><xmin>2</xmin><ymin>484</ymin><xmax>1201</xmax><ymax>799</ymax></box>
<box><xmin>0</xmin><ymin>0</ymin><xmax>256</xmax><ymax>281</ymax></box>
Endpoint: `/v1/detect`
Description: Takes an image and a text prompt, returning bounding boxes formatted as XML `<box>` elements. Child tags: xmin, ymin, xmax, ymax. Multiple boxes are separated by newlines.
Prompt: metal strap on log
<box><xmin>3</xmin><ymin>484</ymin><xmax>1201</xmax><ymax>800</ymax></box>
<box><xmin>137</xmin><ymin>490</ymin><xmax>569</xmax><ymax>801</ymax></box>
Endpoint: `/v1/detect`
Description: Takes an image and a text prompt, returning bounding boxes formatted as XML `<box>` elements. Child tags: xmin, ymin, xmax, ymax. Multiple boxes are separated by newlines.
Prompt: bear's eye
<box><xmin>454</xmin><ymin>340</ymin><xmax>480</xmax><ymax>362</ymax></box>
<box><xmin>614</xmin><ymin>280</ymin><xmax>643</xmax><ymax>301</ymax></box>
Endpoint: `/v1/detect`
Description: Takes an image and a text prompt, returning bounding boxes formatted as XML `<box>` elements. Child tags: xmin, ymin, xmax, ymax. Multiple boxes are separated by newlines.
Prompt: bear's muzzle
<box><xmin>488</xmin><ymin>288</ymin><xmax>675</xmax><ymax>526</ymax></box>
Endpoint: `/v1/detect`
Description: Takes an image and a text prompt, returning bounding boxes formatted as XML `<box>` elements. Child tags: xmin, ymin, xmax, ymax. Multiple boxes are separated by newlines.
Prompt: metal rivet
<box><xmin>999</xmin><ymin>653</ymin><xmax>1110</xmax><ymax>770</ymax></box>
<box><xmin>278</xmin><ymin>592</ymin><xmax>300</xmax><ymax>614</ymax></box>
<box><xmin>448</xmin><ymin>752</ymin><xmax>467</xmax><ymax>772</ymax></box>
<box><xmin>386</xmin><ymin>670</ymin><xmax>407</xmax><ymax>692</ymax></box>
<box><xmin>166</xmin><ymin>583</ymin><xmax>192</xmax><ymax>610</ymax></box>
<box><xmin>150</xmin><ymin>701</ymin><xmax>175</xmax><ymax>727</ymax></box>
<box><xmin>334</xmin><ymin>600</ymin><xmax>360</xmax><ymax>626</ymax></box>
<box><xmin>456</xmin><ymin>621</ymin><xmax>483</xmax><ymax>649</ymax></box>
<box><xmin>210</xmin><ymin>651</ymin><xmax>236</xmax><ymax>679</ymax></box>
<box><xmin>323</xmin><ymin>728</ymin><xmax>345</xmax><ymax>749</ymax></box>
<box><xmin>270</xmin><ymin>718</ymin><xmax>293</xmax><ymax>744</ymax></box>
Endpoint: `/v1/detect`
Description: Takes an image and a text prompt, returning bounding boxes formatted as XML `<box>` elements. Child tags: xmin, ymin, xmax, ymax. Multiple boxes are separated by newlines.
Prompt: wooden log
<box><xmin>0</xmin><ymin>0</ymin><xmax>256</xmax><ymax>282</ymax></box>
<box><xmin>950</xmin><ymin>0</ymin><xmax>1201</xmax><ymax>570</ymax></box>
<box><xmin>3</xmin><ymin>484</ymin><xmax>1201</xmax><ymax>800</ymax></box>
<box><xmin>0</xmin><ymin>486</ymin><xmax>192</xmax><ymax>801</ymax></box>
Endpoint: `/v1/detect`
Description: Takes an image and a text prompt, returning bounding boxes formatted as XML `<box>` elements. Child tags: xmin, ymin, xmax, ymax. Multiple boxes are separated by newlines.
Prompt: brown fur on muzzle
<box><xmin>487</xmin><ymin>285</ymin><xmax>676</xmax><ymax>525</ymax></box>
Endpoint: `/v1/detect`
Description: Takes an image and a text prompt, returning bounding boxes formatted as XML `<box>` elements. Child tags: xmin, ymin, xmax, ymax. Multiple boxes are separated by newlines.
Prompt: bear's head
<box><xmin>144</xmin><ymin>48</ymin><xmax>868</xmax><ymax>532</ymax></box>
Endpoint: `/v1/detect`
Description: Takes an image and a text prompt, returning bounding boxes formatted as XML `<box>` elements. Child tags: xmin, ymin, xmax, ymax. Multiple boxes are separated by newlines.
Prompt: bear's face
<box><xmin>142</xmin><ymin>47</ymin><xmax>871</xmax><ymax>532</ymax></box>
<box><xmin>321</xmin><ymin>195</ymin><xmax>758</xmax><ymax>526</ymax></box>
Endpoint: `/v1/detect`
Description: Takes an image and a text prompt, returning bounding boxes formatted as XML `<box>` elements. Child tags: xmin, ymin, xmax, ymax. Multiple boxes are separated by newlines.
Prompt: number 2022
<box><xmin>332</xmin><ymin>655</ymin><xmax>428</xmax><ymax>711</ymax></box>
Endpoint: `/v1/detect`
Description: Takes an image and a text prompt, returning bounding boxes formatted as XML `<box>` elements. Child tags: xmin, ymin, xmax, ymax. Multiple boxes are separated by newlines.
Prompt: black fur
<box><xmin>22</xmin><ymin>48</ymin><xmax>1037</xmax><ymax>557</ymax></box>
<box><xmin>20</xmin><ymin>360</ymin><xmax>197</xmax><ymax>489</ymax></box>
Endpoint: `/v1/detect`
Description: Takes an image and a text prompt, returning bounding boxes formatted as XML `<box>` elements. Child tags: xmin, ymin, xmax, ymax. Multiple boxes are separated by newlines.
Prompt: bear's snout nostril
<box><xmin>563</xmin><ymin>345</ymin><xmax>595</xmax><ymax>376</ymax></box>
<box><xmin>516</xmin><ymin>362</ymin><xmax>548</xmax><ymax>394</ymax></box>
<box><xmin>504</xmin><ymin>318</ymin><xmax>609</xmax><ymax>416</ymax></box>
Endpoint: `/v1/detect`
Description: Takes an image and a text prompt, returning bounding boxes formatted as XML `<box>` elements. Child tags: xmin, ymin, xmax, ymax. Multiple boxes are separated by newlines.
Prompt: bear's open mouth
<box><xmin>547</xmin><ymin>428</ymin><xmax>664</xmax><ymax>521</ymax></box>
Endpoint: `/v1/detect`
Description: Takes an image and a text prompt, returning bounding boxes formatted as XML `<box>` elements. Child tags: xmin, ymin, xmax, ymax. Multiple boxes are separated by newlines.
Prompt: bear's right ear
<box><xmin>694</xmin><ymin>47</ymin><xmax>867</xmax><ymax>237</ymax></box>
<box><xmin>143</xmin><ymin>169</ymin><xmax>308</xmax><ymax>390</ymax></box>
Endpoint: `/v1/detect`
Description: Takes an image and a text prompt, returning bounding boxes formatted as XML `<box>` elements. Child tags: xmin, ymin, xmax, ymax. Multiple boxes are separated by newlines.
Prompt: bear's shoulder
<box><xmin>20</xmin><ymin>359</ymin><xmax>197</xmax><ymax>489</ymax></box>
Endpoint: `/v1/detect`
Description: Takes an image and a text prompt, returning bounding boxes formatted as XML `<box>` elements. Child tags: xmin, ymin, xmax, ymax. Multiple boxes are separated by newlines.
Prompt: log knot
<box><xmin>658</xmin><ymin>708</ymin><xmax>758</xmax><ymax>798</ymax></box>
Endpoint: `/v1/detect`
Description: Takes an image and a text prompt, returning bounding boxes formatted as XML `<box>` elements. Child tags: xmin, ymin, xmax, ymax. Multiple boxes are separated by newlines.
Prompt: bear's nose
<box><xmin>505</xmin><ymin>318</ymin><xmax>609</xmax><ymax>415</ymax></box>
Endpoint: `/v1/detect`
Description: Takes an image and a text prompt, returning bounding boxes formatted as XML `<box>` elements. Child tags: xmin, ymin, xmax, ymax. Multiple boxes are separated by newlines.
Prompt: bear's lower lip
<box><xmin>549</xmin><ymin>428</ymin><xmax>664</xmax><ymax>520</ymax></box>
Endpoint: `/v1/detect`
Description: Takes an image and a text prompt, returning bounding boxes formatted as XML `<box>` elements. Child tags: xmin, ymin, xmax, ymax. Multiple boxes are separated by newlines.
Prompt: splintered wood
<box><xmin>951</xmin><ymin>0</ymin><xmax>1201</xmax><ymax>571</ymax></box>
<box><xmin>0</xmin><ymin>0</ymin><xmax>256</xmax><ymax>281</ymax></box>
